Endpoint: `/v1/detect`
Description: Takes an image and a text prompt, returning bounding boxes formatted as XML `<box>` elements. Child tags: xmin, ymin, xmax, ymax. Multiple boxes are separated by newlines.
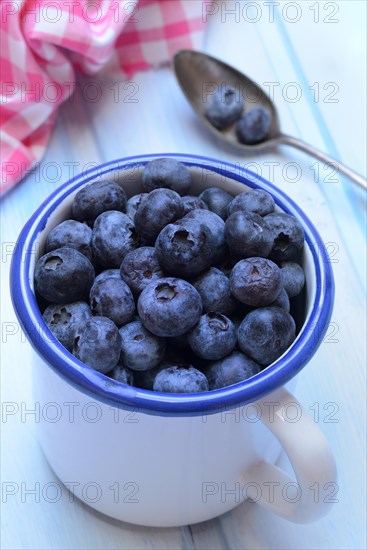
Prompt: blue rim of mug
<box><xmin>10</xmin><ymin>154</ymin><xmax>334</xmax><ymax>416</ymax></box>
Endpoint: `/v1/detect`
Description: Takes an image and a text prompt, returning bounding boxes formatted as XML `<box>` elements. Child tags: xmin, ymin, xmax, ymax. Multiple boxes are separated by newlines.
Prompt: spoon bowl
<box><xmin>174</xmin><ymin>49</ymin><xmax>280</xmax><ymax>151</ymax></box>
<box><xmin>174</xmin><ymin>49</ymin><xmax>366</xmax><ymax>190</ymax></box>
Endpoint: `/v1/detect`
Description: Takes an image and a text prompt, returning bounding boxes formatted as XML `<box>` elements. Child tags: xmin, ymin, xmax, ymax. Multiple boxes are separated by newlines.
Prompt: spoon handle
<box><xmin>278</xmin><ymin>134</ymin><xmax>366</xmax><ymax>191</ymax></box>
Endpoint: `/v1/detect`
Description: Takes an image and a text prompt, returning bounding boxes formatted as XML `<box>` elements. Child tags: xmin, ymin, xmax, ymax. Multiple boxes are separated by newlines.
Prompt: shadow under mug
<box><xmin>10</xmin><ymin>154</ymin><xmax>336</xmax><ymax>527</ymax></box>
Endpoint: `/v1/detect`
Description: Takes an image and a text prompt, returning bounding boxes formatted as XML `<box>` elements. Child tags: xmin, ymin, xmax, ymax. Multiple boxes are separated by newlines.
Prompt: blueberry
<box><xmin>236</xmin><ymin>107</ymin><xmax>271</xmax><ymax>145</ymax></box>
<box><xmin>230</xmin><ymin>257</ymin><xmax>282</xmax><ymax>307</ymax></box>
<box><xmin>72</xmin><ymin>316</ymin><xmax>121</xmax><ymax>373</ymax></box>
<box><xmin>199</xmin><ymin>187</ymin><xmax>233</xmax><ymax>220</ymax></box>
<box><xmin>269</xmin><ymin>287</ymin><xmax>290</xmax><ymax>312</ymax></box>
<box><xmin>92</xmin><ymin>211</ymin><xmax>139</xmax><ymax>268</ymax></box>
<box><xmin>94</xmin><ymin>269</ymin><xmax>121</xmax><ymax>284</ymax></box>
<box><xmin>181</xmin><ymin>195</ymin><xmax>208</xmax><ymax>216</ymax></box>
<box><xmin>142</xmin><ymin>158</ymin><xmax>191</xmax><ymax>196</ymax></box>
<box><xmin>204</xmin><ymin>86</ymin><xmax>244</xmax><ymax>129</ymax></box>
<box><xmin>72</xmin><ymin>180</ymin><xmax>127</xmax><ymax>225</ymax></box>
<box><xmin>45</xmin><ymin>220</ymin><xmax>93</xmax><ymax>261</ymax></box>
<box><xmin>109</xmin><ymin>363</ymin><xmax>134</xmax><ymax>385</ymax></box>
<box><xmin>119</xmin><ymin>319</ymin><xmax>166</xmax><ymax>371</ymax></box>
<box><xmin>279</xmin><ymin>261</ymin><xmax>305</xmax><ymax>298</ymax></box>
<box><xmin>238</xmin><ymin>307</ymin><xmax>296</xmax><ymax>366</ymax></box>
<box><xmin>192</xmin><ymin>267</ymin><xmax>237</xmax><ymax>316</ymax></box>
<box><xmin>153</xmin><ymin>365</ymin><xmax>209</xmax><ymax>393</ymax></box>
<box><xmin>225</xmin><ymin>211</ymin><xmax>274</xmax><ymax>258</ymax></box>
<box><xmin>155</xmin><ymin>220</ymin><xmax>215</xmax><ymax>277</ymax></box>
<box><xmin>264</xmin><ymin>212</ymin><xmax>305</xmax><ymax>261</ymax></box>
<box><xmin>205</xmin><ymin>351</ymin><xmax>261</xmax><ymax>390</ymax></box>
<box><xmin>126</xmin><ymin>193</ymin><xmax>148</xmax><ymax>220</ymax></box>
<box><xmin>188</xmin><ymin>312</ymin><xmax>237</xmax><ymax>360</ymax></box>
<box><xmin>120</xmin><ymin>246</ymin><xmax>165</xmax><ymax>297</ymax></box>
<box><xmin>35</xmin><ymin>247</ymin><xmax>95</xmax><ymax>303</ymax></box>
<box><xmin>134</xmin><ymin>188</ymin><xmax>183</xmax><ymax>243</ymax></box>
<box><xmin>183</xmin><ymin>209</ymin><xmax>226</xmax><ymax>264</ymax></box>
<box><xmin>137</xmin><ymin>277</ymin><xmax>202</xmax><ymax>337</ymax></box>
<box><xmin>90</xmin><ymin>278</ymin><xmax>135</xmax><ymax>327</ymax></box>
<box><xmin>227</xmin><ymin>189</ymin><xmax>275</xmax><ymax>217</ymax></box>
<box><xmin>43</xmin><ymin>301</ymin><xmax>91</xmax><ymax>351</ymax></box>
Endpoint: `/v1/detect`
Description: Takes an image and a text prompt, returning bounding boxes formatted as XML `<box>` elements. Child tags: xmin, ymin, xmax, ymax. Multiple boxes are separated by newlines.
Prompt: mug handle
<box><xmin>245</xmin><ymin>387</ymin><xmax>337</xmax><ymax>523</ymax></box>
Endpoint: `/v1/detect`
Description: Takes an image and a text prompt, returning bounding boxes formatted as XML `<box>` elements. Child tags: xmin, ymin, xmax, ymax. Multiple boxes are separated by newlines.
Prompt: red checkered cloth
<box><xmin>0</xmin><ymin>0</ymin><xmax>208</xmax><ymax>195</ymax></box>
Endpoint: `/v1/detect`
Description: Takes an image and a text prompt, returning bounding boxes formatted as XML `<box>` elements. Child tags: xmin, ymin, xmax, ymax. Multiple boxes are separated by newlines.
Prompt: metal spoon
<box><xmin>174</xmin><ymin>50</ymin><xmax>366</xmax><ymax>191</ymax></box>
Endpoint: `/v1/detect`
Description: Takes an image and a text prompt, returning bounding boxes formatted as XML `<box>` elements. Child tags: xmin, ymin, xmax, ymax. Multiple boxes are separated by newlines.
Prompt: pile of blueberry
<box><xmin>35</xmin><ymin>158</ymin><xmax>305</xmax><ymax>393</ymax></box>
<box><xmin>204</xmin><ymin>87</ymin><xmax>271</xmax><ymax>145</ymax></box>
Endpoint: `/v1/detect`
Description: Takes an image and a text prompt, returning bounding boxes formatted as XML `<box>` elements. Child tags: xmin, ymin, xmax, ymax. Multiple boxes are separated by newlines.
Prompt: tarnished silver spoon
<box><xmin>174</xmin><ymin>50</ymin><xmax>366</xmax><ymax>191</ymax></box>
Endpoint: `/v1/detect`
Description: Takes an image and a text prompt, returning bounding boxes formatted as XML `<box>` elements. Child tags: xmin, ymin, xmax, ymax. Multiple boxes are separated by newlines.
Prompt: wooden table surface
<box><xmin>1</xmin><ymin>2</ymin><xmax>366</xmax><ymax>548</ymax></box>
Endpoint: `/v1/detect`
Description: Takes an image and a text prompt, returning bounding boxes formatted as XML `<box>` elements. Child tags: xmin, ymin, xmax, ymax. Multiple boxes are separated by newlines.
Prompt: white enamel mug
<box><xmin>11</xmin><ymin>154</ymin><xmax>336</xmax><ymax>527</ymax></box>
